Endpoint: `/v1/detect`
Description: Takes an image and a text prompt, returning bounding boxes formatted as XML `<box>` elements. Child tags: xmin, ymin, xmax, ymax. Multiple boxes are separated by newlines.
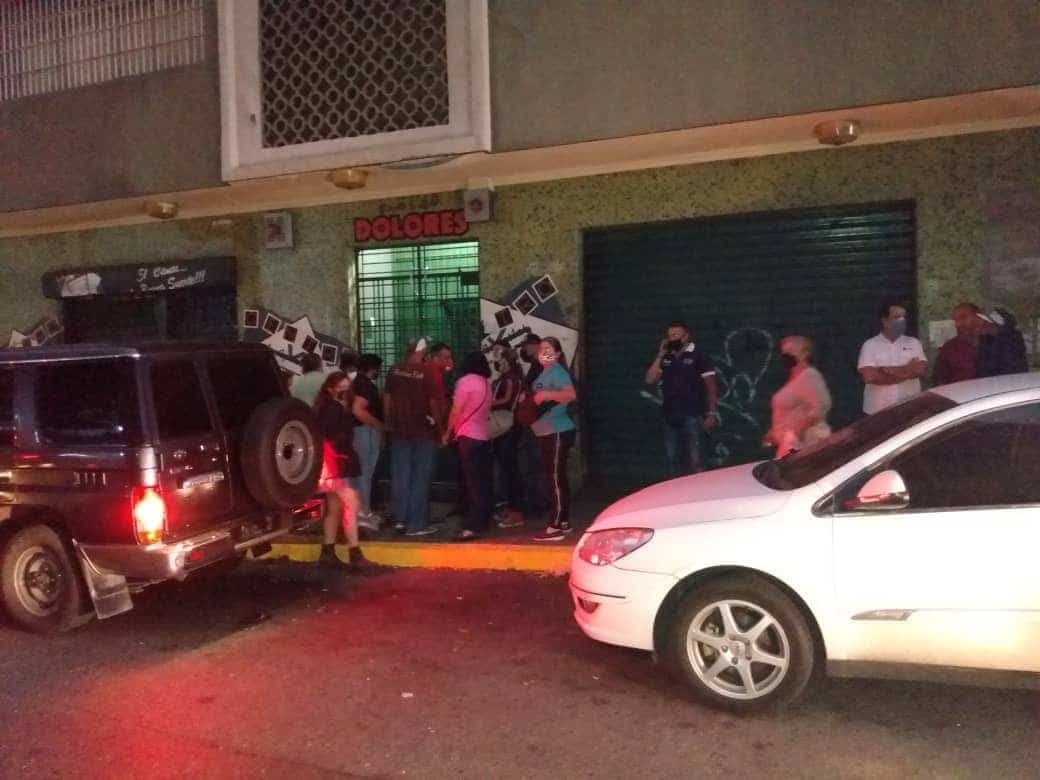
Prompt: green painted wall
<box><xmin>2</xmin><ymin>127</ymin><xmax>1038</xmax><ymax>357</ymax></box>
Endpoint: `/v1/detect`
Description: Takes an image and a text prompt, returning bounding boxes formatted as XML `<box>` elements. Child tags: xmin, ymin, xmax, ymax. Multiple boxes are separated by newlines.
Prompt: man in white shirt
<box><xmin>857</xmin><ymin>302</ymin><xmax>927</xmax><ymax>415</ymax></box>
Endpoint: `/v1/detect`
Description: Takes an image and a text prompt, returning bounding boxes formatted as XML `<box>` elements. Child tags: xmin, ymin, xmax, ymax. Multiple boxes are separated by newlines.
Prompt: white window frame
<box><xmin>217</xmin><ymin>0</ymin><xmax>490</xmax><ymax>182</ymax></box>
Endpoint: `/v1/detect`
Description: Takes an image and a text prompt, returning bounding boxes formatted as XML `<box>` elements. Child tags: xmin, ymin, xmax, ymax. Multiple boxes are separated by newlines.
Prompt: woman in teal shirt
<box><xmin>529</xmin><ymin>337</ymin><xmax>577</xmax><ymax>541</ymax></box>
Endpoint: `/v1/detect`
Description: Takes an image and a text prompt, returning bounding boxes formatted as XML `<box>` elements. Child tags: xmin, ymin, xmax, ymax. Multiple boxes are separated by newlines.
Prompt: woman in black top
<box><xmin>313</xmin><ymin>371</ymin><xmax>365</xmax><ymax>569</ymax></box>
<box><xmin>490</xmin><ymin>344</ymin><xmax>526</xmax><ymax>528</ymax></box>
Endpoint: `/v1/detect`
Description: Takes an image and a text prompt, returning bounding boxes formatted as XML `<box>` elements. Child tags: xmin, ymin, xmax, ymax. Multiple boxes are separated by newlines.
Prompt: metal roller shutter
<box><xmin>582</xmin><ymin>200</ymin><xmax>916</xmax><ymax>485</ymax></box>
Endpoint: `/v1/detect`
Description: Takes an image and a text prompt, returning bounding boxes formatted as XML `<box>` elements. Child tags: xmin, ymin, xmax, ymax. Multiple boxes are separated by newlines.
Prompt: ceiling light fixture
<box><xmin>328</xmin><ymin>168</ymin><xmax>369</xmax><ymax>189</ymax></box>
<box><xmin>144</xmin><ymin>200</ymin><xmax>178</xmax><ymax>219</ymax></box>
<box><xmin>813</xmin><ymin>118</ymin><xmax>861</xmax><ymax>146</ymax></box>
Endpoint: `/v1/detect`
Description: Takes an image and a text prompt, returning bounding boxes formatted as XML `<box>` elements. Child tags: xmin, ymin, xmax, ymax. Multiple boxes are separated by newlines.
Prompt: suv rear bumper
<box><xmin>78</xmin><ymin>500</ymin><xmax>323</xmax><ymax>581</ymax></box>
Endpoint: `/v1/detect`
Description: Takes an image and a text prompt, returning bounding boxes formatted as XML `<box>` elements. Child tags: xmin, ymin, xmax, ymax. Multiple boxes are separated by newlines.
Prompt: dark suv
<box><xmin>0</xmin><ymin>342</ymin><xmax>323</xmax><ymax>633</ymax></box>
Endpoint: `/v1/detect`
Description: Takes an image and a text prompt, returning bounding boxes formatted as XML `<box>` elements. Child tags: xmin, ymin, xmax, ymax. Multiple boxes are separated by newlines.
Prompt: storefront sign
<box><xmin>42</xmin><ymin>257</ymin><xmax>236</xmax><ymax>299</ymax></box>
<box><xmin>354</xmin><ymin>209</ymin><xmax>468</xmax><ymax>242</ymax></box>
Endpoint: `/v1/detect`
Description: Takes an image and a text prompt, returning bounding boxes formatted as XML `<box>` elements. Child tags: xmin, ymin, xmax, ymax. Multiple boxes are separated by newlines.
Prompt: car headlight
<box><xmin>577</xmin><ymin>528</ymin><xmax>654</xmax><ymax>566</ymax></box>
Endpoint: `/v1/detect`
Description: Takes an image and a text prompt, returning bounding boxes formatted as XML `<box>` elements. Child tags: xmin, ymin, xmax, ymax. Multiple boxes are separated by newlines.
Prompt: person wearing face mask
<box><xmin>488</xmin><ymin>343</ymin><xmax>526</xmax><ymax>529</ymax></box>
<box><xmin>526</xmin><ymin>338</ymin><xmax>578</xmax><ymax>542</ymax></box>
<box><xmin>764</xmin><ymin>336</ymin><xmax>832</xmax><ymax>457</ymax></box>
<box><xmin>857</xmin><ymin>301</ymin><xmax>927</xmax><ymax>415</ymax></box>
<box><xmin>645</xmin><ymin>320</ymin><xmax>719</xmax><ymax>477</ymax></box>
<box><xmin>515</xmin><ymin>332</ymin><xmax>550</xmax><ymax>517</ymax></box>
<box><xmin>312</xmin><ymin>371</ymin><xmax>366</xmax><ymax>569</ymax></box>
<box><xmin>290</xmin><ymin>352</ymin><xmax>326</xmax><ymax>406</ymax></box>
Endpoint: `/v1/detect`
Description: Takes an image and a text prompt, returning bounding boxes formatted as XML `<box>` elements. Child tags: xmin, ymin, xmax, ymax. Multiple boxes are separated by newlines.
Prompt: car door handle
<box><xmin>180</xmin><ymin>471</ymin><xmax>226</xmax><ymax>489</ymax></box>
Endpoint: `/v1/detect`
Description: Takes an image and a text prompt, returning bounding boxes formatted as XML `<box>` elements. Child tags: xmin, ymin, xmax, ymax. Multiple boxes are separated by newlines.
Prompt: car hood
<box><xmin>589</xmin><ymin>463</ymin><xmax>789</xmax><ymax>531</ymax></box>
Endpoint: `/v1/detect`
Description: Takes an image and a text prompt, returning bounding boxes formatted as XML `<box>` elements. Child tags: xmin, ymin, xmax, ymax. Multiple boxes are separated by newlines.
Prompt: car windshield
<box><xmin>753</xmin><ymin>392</ymin><xmax>958</xmax><ymax>490</ymax></box>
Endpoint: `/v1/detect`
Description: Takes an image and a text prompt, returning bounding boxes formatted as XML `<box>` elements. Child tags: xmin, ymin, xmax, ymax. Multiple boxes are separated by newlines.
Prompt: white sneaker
<box><xmin>357</xmin><ymin>512</ymin><xmax>380</xmax><ymax>532</ymax></box>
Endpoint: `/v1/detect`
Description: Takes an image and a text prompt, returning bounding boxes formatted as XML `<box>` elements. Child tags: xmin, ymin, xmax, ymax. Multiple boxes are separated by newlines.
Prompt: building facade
<box><xmin>2</xmin><ymin>1</ymin><xmax>1039</xmax><ymax>483</ymax></box>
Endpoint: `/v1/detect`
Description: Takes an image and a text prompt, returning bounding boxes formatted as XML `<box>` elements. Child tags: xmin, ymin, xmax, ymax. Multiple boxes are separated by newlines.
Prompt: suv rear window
<box><xmin>150</xmin><ymin>359</ymin><xmax>213</xmax><ymax>439</ymax></box>
<box><xmin>0</xmin><ymin>367</ymin><xmax>13</xmax><ymax>447</ymax></box>
<box><xmin>207</xmin><ymin>353</ymin><xmax>284</xmax><ymax>430</ymax></box>
<box><xmin>34</xmin><ymin>358</ymin><xmax>142</xmax><ymax>446</ymax></box>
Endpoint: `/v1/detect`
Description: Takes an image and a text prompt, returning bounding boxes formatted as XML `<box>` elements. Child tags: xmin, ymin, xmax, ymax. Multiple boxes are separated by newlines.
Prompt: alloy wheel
<box><xmin>685</xmin><ymin>598</ymin><xmax>791</xmax><ymax>701</ymax></box>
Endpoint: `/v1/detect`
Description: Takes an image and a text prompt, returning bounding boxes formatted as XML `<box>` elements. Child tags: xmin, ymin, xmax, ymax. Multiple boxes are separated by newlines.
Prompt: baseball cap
<box><xmin>406</xmin><ymin>336</ymin><xmax>430</xmax><ymax>353</ymax></box>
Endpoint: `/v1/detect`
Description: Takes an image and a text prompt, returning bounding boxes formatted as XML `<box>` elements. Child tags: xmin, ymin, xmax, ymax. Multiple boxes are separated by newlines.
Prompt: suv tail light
<box><xmin>132</xmin><ymin>486</ymin><xmax>166</xmax><ymax>545</ymax></box>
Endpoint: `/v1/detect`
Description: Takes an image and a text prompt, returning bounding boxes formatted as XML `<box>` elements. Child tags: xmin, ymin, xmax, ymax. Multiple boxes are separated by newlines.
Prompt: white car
<box><xmin>571</xmin><ymin>373</ymin><xmax>1040</xmax><ymax>712</ymax></box>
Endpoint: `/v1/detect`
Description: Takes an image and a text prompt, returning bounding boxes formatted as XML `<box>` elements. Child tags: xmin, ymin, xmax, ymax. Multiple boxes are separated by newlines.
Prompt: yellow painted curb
<box><xmin>265</xmin><ymin>541</ymin><xmax>572</xmax><ymax>574</ymax></box>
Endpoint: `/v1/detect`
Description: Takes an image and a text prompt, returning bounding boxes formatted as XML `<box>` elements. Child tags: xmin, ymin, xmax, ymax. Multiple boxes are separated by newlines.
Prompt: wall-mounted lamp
<box><xmin>328</xmin><ymin>168</ymin><xmax>369</xmax><ymax>190</ymax></box>
<box><xmin>813</xmin><ymin>118</ymin><xmax>860</xmax><ymax>146</ymax></box>
<box><xmin>144</xmin><ymin>200</ymin><xmax>179</xmax><ymax>219</ymax></box>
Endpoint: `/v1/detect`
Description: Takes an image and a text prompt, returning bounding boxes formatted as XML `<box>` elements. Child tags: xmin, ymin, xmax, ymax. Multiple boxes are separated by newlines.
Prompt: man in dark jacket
<box><xmin>976</xmin><ymin>307</ymin><xmax>1028</xmax><ymax>378</ymax></box>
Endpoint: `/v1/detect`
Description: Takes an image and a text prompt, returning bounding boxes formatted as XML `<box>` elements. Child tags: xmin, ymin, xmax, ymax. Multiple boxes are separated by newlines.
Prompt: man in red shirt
<box><xmin>385</xmin><ymin>338</ymin><xmax>447</xmax><ymax>536</ymax></box>
<box><xmin>932</xmin><ymin>302</ymin><xmax>981</xmax><ymax>386</ymax></box>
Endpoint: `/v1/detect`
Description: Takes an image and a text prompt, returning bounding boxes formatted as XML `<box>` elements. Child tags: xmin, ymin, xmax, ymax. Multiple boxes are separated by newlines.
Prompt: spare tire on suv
<box><xmin>241</xmin><ymin>397</ymin><xmax>322</xmax><ymax>509</ymax></box>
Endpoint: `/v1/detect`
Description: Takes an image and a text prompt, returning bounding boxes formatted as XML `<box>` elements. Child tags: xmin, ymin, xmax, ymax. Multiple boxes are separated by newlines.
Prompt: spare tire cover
<box><xmin>241</xmin><ymin>397</ymin><xmax>322</xmax><ymax>509</ymax></box>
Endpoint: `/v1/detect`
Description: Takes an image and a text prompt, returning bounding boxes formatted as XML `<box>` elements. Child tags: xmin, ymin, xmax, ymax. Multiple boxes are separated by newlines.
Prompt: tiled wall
<box><xmin>2</xmin><ymin>127</ymin><xmax>1037</xmax><ymax>355</ymax></box>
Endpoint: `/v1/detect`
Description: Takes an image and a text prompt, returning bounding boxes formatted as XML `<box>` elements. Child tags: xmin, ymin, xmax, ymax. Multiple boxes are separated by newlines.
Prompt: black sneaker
<box><xmin>457</xmin><ymin>529</ymin><xmax>480</xmax><ymax>541</ymax></box>
<box><xmin>532</xmin><ymin>525</ymin><xmax>571</xmax><ymax>542</ymax></box>
<box><xmin>317</xmin><ymin>546</ymin><xmax>351</xmax><ymax>569</ymax></box>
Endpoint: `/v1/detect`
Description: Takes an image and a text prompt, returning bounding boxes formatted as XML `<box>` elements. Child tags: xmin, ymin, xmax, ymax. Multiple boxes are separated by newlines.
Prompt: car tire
<box><xmin>666</xmin><ymin>574</ymin><xmax>815</xmax><ymax>713</ymax></box>
<box><xmin>241</xmin><ymin>397</ymin><xmax>323</xmax><ymax>509</ymax></box>
<box><xmin>0</xmin><ymin>524</ymin><xmax>88</xmax><ymax>634</ymax></box>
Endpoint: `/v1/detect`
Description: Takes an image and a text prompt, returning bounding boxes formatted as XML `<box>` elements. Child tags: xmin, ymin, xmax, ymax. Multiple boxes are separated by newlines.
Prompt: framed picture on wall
<box><xmin>261</xmin><ymin>314</ymin><xmax>282</xmax><ymax>335</ymax></box>
<box><xmin>494</xmin><ymin>307</ymin><xmax>514</xmax><ymax>329</ymax></box>
<box><xmin>532</xmin><ymin>274</ymin><xmax>558</xmax><ymax>303</ymax></box>
<box><xmin>243</xmin><ymin>309</ymin><xmax>260</xmax><ymax>328</ymax></box>
<box><xmin>262</xmin><ymin>212</ymin><xmax>294</xmax><ymax>250</ymax></box>
<box><xmin>321</xmin><ymin>344</ymin><xmax>339</xmax><ymax>365</ymax></box>
<box><xmin>512</xmin><ymin>290</ymin><xmax>537</xmax><ymax>317</ymax></box>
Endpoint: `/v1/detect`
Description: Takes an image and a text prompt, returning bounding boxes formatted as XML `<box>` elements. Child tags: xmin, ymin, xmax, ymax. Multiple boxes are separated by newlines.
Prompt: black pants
<box><xmin>457</xmin><ymin>436</ymin><xmax>493</xmax><ymax>532</ymax></box>
<box><xmin>492</xmin><ymin>426</ymin><xmax>524</xmax><ymax>512</ymax></box>
<box><xmin>536</xmin><ymin>430</ymin><xmax>576</xmax><ymax>529</ymax></box>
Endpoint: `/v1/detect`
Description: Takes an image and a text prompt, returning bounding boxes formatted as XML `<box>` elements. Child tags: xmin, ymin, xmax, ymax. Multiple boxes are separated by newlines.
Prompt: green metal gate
<box><xmin>357</xmin><ymin>241</ymin><xmax>481</xmax><ymax>361</ymax></box>
<box><xmin>583</xmin><ymin>201</ymin><xmax>917</xmax><ymax>486</ymax></box>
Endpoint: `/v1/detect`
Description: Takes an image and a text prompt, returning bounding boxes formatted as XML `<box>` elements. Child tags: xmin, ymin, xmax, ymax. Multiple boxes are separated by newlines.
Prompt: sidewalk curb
<box><xmin>265</xmin><ymin>540</ymin><xmax>573</xmax><ymax>574</ymax></box>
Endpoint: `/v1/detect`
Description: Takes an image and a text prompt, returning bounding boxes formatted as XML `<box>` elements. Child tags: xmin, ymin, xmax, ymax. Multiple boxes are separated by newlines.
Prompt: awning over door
<box><xmin>41</xmin><ymin>257</ymin><xmax>235</xmax><ymax>299</ymax></box>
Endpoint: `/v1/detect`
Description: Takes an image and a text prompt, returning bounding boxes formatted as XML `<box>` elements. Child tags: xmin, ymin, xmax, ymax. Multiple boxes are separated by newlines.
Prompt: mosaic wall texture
<box><xmin>1</xmin><ymin>127</ymin><xmax>1037</xmax><ymax>356</ymax></box>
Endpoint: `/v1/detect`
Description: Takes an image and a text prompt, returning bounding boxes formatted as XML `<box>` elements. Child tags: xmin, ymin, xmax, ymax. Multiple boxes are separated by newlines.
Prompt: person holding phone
<box><xmin>645</xmin><ymin>320</ymin><xmax>719</xmax><ymax>476</ymax></box>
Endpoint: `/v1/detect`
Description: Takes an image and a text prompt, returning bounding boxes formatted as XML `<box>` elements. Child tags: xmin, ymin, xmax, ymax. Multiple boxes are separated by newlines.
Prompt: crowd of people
<box><xmin>289</xmin><ymin>330</ymin><xmax>578</xmax><ymax>564</ymax></box>
<box><xmin>650</xmin><ymin>300</ymin><xmax>1030</xmax><ymax>477</ymax></box>
<box><xmin>290</xmin><ymin>296</ymin><xmax>1030</xmax><ymax>565</ymax></box>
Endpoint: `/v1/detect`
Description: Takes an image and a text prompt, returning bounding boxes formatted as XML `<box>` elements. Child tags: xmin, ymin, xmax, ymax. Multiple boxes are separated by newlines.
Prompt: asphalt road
<box><xmin>0</xmin><ymin>560</ymin><xmax>1037</xmax><ymax>779</ymax></box>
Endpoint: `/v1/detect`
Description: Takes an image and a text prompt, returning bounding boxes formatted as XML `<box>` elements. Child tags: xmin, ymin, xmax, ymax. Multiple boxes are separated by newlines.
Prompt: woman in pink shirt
<box><xmin>442</xmin><ymin>351</ymin><xmax>493</xmax><ymax>540</ymax></box>
<box><xmin>765</xmin><ymin>336</ymin><xmax>832</xmax><ymax>457</ymax></box>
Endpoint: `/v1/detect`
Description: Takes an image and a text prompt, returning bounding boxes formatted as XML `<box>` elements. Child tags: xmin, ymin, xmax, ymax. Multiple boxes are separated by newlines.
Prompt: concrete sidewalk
<box><xmin>263</xmin><ymin>490</ymin><xmax>619</xmax><ymax>574</ymax></box>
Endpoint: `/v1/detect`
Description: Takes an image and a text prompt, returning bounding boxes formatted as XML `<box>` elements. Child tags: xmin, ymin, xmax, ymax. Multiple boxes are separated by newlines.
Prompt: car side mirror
<box><xmin>843</xmin><ymin>469</ymin><xmax>910</xmax><ymax>511</ymax></box>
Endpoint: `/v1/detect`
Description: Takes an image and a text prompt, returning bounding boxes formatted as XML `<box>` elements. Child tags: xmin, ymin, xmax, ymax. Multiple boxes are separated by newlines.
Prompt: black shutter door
<box><xmin>582</xmin><ymin>201</ymin><xmax>916</xmax><ymax>486</ymax></box>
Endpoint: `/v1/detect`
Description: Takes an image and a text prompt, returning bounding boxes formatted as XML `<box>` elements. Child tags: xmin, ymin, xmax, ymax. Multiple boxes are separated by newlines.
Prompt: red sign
<box><xmin>354</xmin><ymin>209</ymin><xmax>469</xmax><ymax>242</ymax></box>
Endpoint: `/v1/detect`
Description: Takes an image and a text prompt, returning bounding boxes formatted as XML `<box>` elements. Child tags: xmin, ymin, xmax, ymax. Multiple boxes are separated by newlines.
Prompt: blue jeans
<box><xmin>390</xmin><ymin>436</ymin><xmax>437</xmax><ymax>532</ymax></box>
<box><xmin>353</xmin><ymin>425</ymin><xmax>383</xmax><ymax>514</ymax></box>
<box><xmin>457</xmin><ymin>437</ymin><xmax>493</xmax><ymax>533</ymax></box>
<box><xmin>664</xmin><ymin>415</ymin><xmax>705</xmax><ymax>477</ymax></box>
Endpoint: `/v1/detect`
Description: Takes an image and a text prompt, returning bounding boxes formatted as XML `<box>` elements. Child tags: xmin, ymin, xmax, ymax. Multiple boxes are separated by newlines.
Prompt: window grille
<box><xmin>357</xmin><ymin>241</ymin><xmax>480</xmax><ymax>364</ymax></box>
<box><xmin>259</xmin><ymin>0</ymin><xmax>450</xmax><ymax>149</ymax></box>
<box><xmin>0</xmin><ymin>0</ymin><xmax>205</xmax><ymax>103</ymax></box>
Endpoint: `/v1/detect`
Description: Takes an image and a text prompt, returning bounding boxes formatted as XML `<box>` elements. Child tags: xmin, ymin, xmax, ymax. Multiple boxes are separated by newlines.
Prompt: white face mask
<box><xmin>537</xmin><ymin>350</ymin><xmax>558</xmax><ymax>367</ymax></box>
